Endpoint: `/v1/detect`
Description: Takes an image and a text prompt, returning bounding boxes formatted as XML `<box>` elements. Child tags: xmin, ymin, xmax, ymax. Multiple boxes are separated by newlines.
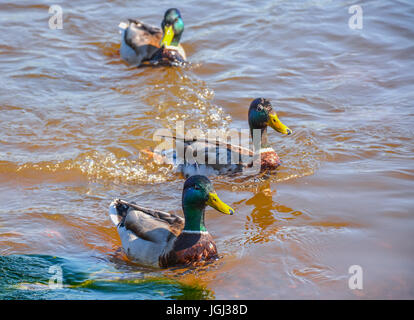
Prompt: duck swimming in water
<box><xmin>143</xmin><ymin>98</ymin><xmax>292</xmax><ymax>177</ymax></box>
<box><xmin>119</xmin><ymin>8</ymin><xmax>186</xmax><ymax>67</ymax></box>
<box><xmin>108</xmin><ymin>175</ymin><xmax>234</xmax><ymax>268</ymax></box>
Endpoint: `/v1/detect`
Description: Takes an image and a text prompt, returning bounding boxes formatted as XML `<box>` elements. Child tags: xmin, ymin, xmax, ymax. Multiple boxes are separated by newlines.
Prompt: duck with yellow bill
<box><xmin>119</xmin><ymin>8</ymin><xmax>187</xmax><ymax>67</ymax></box>
<box><xmin>108</xmin><ymin>175</ymin><xmax>234</xmax><ymax>268</ymax></box>
<box><xmin>143</xmin><ymin>98</ymin><xmax>292</xmax><ymax>177</ymax></box>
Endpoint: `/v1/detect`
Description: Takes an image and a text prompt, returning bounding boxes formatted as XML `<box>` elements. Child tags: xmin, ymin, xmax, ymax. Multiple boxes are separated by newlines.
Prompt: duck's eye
<box><xmin>194</xmin><ymin>185</ymin><xmax>200</xmax><ymax>190</ymax></box>
<box><xmin>257</xmin><ymin>105</ymin><xmax>263</xmax><ymax>111</ymax></box>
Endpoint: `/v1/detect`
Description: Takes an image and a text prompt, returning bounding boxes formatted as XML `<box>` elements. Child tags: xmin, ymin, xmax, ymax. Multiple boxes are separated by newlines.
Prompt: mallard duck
<box><xmin>142</xmin><ymin>98</ymin><xmax>292</xmax><ymax>177</ymax></box>
<box><xmin>119</xmin><ymin>8</ymin><xmax>187</xmax><ymax>67</ymax></box>
<box><xmin>108</xmin><ymin>175</ymin><xmax>234</xmax><ymax>268</ymax></box>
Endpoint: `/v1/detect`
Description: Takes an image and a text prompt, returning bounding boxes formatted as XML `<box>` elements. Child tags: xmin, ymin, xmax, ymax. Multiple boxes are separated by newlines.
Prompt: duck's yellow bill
<box><xmin>207</xmin><ymin>192</ymin><xmax>234</xmax><ymax>215</ymax></box>
<box><xmin>160</xmin><ymin>25</ymin><xmax>174</xmax><ymax>47</ymax></box>
<box><xmin>268</xmin><ymin>113</ymin><xmax>292</xmax><ymax>135</ymax></box>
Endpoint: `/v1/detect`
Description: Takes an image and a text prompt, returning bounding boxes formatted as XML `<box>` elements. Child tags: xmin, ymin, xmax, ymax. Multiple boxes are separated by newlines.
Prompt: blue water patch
<box><xmin>0</xmin><ymin>255</ymin><xmax>213</xmax><ymax>300</ymax></box>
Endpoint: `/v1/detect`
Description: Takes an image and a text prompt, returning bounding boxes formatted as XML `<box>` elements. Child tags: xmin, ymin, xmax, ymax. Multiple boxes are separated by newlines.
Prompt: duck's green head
<box><xmin>160</xmin><ymin>8</ymin><xmax>184</xmax><ymax>47</ymax></box>
<box><xmin>248</xmin><ymin>98</ymin><xmax>292</xmax><ymax>135</ymax></box>
<box><xmin>182</xmin><ymin>175</ymin><xmax>234</xmax><ymax>232</ymax></box>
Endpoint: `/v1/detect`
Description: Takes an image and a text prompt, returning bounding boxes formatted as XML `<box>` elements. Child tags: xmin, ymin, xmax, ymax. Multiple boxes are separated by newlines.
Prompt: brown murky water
<box><xmin>0</xmin><ymin>0</ymin><xmax>413</xmax><ymax>299</ymax></box>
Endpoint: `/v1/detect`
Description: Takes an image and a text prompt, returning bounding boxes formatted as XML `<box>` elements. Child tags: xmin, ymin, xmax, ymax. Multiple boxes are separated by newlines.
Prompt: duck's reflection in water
<box><xmin>244</xmin><ymin>175</ymin><xmax>302</xmax><ymax>244</ymax></box>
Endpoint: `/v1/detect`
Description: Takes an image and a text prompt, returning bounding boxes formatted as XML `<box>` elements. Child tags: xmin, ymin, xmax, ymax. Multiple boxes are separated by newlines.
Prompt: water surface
<box><xmin>0</xmin><ymin>0</ymin><xmax>413</xmax><ymax>299</ymax></box>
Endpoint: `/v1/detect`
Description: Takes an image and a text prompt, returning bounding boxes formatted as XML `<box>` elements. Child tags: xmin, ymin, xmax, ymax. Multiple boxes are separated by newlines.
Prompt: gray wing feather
<box><xmin>114</xmin><ymin>199</ymin><xmax>184</xmax><ymax>243</ymax></box>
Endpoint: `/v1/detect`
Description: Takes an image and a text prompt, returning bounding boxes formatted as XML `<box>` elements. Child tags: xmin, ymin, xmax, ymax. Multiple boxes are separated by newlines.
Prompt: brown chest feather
<box><xmin>150</xmin><ymin>47</ymin><xmax>186</xmax><ymax>66</ymax></box>
<box><xmin>260</xmin><ymin>150</ymin><xmax>281</xmax><ymax>170</ymax></box>
<box><xmin>159</xmin><ymin>232</ymin><xmax>218</xmax><ymax>268</ymax></box>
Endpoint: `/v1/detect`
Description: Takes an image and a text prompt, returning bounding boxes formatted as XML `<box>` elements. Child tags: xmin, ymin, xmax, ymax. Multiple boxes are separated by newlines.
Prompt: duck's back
<box><xmin>120</xmin><ymin>210</ymin><xmax>173</xmax><ymax>267</ymax></box>
<box><xmin>109</xmin><ymin>200</ymin><xmax>183</xmax><ymax>267</ymax></box>
<box><xmin>119</xmin><ymin>20</ymin><xmax>162</xmax><ymax>66</ymax></box>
